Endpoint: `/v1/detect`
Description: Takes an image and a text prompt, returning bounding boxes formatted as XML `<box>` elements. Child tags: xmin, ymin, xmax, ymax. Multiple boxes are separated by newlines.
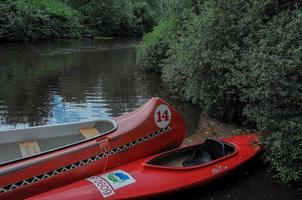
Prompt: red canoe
<box><xmin>28</xmin><ymin>134</ymin><xmax>261</xmax><ymax>200</ymax></box>
<box><xmin>0</xmin><ymin>98</ymin><xmax>185</xmax><ymax>200</ymax></box>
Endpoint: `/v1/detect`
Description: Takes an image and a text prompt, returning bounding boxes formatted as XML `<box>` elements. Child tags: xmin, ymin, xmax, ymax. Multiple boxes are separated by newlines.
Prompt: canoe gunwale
<box><xmin>0</xmin><ymin>118</ymin><xmax>117</xmax><ymax>135</ymax></box>
<box><xmin>143</xmin><ymin>141</ymin><xmax>238</xmax><ymax>170</ymax></box>
<box><xmin>0</xmin><ymin>118</ymin><xmax>118</xmax><ymax>167</ymax></box>
<box><xmin>0</xmin><ymin>97</ymin><xmax>187</xmax><ymax>199</ymax></box>
<box><xmin>0</xmin><ymin>126</ymin><xmax>173</xmax><ymax>194</ymax></box>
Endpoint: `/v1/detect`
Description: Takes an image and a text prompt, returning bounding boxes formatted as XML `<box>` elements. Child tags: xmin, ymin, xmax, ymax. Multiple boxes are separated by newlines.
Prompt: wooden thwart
<box><xmin>80</xmin><ymin>128</ymin><xmax>99</xmax><ymax>139</ymax></box>
<box><xmin>19</xmin><ymin>140</ymin><xmax>41</xmax><ymax>157</ymax></box>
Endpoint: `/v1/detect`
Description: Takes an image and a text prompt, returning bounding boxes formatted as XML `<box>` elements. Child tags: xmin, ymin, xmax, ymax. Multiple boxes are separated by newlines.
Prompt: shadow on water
<box><xmin>0</xmin><ymin>39</ymin><xmax>300</xmax><ymax>199</ymax></box>
<box><xmin>154</xmin><ymin>156</ymin><xmax>302</xmax><ymax>200</ymax></box>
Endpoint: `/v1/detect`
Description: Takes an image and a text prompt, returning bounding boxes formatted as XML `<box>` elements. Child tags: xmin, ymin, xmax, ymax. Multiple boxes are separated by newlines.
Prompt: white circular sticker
<box><xmin>154</xmin><ymin>104</ymin><xmax>172</xmax><ymax>128</ymax></box>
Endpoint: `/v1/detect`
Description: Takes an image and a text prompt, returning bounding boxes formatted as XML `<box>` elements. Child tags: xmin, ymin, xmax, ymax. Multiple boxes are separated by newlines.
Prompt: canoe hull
<box><xmin>28</xmin><ymin>134</ymin><xmax>261</xmax><ymax>200</ymax></box>
<box><xmin>0</xmin><ymin>98</ymin><xmax>185</xmax><ymax>200</ymax></box>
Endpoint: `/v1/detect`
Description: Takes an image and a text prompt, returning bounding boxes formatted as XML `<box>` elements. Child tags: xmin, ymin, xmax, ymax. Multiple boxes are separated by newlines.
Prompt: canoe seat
<box><xmin>19</xmin><ymin>140</ymin><xmax>41</xmax><ymax>157</ymax></box>
<box><xmin>80</xmin><ymin>128</ymin><xmax>99</xmax><ymax>139</ymax></box>
<box><xmin>183</xmin><ymin>138</ymin><xmax>225</xmax><ymax>167</ymax></box>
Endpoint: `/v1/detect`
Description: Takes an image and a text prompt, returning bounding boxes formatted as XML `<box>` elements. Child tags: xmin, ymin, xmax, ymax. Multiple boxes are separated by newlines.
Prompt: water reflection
<box><xmin>0</xmin><ymin>39</ymin><xmax>200</xmax><ymax>134</ymax></box>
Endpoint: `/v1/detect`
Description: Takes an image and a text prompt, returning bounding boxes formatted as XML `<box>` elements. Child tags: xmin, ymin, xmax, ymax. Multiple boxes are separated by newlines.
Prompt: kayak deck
<box><xmin>26</xmin><ymin>134</ymin><xmax>260</xmax><ymax>200</ymax></box>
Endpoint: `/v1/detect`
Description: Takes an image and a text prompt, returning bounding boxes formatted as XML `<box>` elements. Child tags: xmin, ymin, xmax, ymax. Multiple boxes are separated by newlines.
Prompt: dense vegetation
<box><xmin>0</xmin><ymin>0</ymin><xmax>82</xmax><ymax>41</ymax></box>
<box><xmin>137</xmin><ymin>0</ymin><xmax>302</xmax><ymax>184</ymax></box>
<box><xmin>0</xmin><ymin>0</ymin><xmax>160</xmax><ymax>41</ymax></box>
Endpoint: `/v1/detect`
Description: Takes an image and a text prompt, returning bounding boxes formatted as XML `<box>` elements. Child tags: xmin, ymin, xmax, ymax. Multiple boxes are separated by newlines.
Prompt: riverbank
<box><xmin>183</xmin><ymin>114</ymin><xmax>251</xmax><ymax>146</ymax></box>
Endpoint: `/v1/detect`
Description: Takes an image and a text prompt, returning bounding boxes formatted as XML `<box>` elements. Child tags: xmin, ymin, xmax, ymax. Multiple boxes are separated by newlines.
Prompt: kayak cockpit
<box><xmin>0</xmin><ymin>119</ymin><xmax>117</xmax><ymax>165</ymax></box>
<box><xmin>145</xmin><ymin>138</ymin><xmax>237</xmax><ymax>169</ymax></box>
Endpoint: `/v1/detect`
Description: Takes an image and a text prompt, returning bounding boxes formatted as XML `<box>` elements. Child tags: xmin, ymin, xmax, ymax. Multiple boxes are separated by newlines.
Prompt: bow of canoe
<box><xmin>0</xmin><ymin>97</ymin><xmax>186</xmax><ymax>199</ymax></box>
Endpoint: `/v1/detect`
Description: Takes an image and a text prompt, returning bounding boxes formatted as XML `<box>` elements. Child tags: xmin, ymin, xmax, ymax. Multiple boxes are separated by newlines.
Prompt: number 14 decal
<box><xmin>156</xmin><ymin>110</ymin><xmax>170</xmax><ymax>122</ymax></box>
<box><xmin>154</xmin><ymin>104</ymin><xmax>172</xmax><ymax>128</ymax></box>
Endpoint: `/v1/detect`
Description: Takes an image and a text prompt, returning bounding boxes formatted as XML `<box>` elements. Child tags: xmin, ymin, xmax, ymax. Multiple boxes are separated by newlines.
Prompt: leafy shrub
<box><xmin>0</xmin><ymin>0</ymin><xmax>81</xmax><ymax>41</ymax></box>
<box><xmin>137</xmin><ymin>0</ymin><xmax>302</xmax><ymax>183</ymax></box>
<box><xmin>163</xmin><ymin>0</ymin><xmax>265</xmax><ymax>120</ymax></box>
<box><xmin>136</xmin><ymin>20</ymin><xmax>171</xmax><ymax>72</ymax></box>
<box><xmin>0</xmin><ymin>0</ymin><xmax>158</xmax><ymax>41</ymax></box>
<box><xmin>79</xmin><ymin>0</ymin><xmax>156</xmax><ymax>37</ymax></box>
<box><xmin>136</xmin><ymin>0</ymin><xmax>196</xmax><ymax>72</ymax></box>
<box><xmin>79</xmin><ymin>0</ymin><xmax>132</xmax><ymax>37</ymax></box>
<box><xmin>131</xmin><ymin>1</ymin><xmax>156</xmax><ymax>35</ymax></box>
<box><xmin>241</xmin><ymin>9</ymin><xmax>302</xmax><ymax>183</ymax></box>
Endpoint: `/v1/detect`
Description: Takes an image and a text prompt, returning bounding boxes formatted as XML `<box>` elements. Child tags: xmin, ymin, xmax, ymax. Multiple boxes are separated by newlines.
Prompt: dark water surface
<box><xmin>0</xmin><ymin>39</ymin><xmax>200</xmax><ymax>134</ymax></box>
<box><xmin>157</xmin><ymin>157</ymin><xmax>301</xmax><ymax>200</ymax></box>
<box><xmin>0</xmin><ymin>39</ymin><xmax>300</xmax><ymax>199</ymax></box>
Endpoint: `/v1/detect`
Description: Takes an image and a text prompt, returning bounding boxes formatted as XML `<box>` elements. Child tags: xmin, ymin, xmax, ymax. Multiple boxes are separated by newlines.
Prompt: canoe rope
<box><xmin>100</xmin><ymin>137</ymin><xmax>111</xmax><ymax>173</ymax></box>
<box><xmin>0</xmin><ymin>127</ymin><xmax>171</xmax><ymax>194</ymax></box>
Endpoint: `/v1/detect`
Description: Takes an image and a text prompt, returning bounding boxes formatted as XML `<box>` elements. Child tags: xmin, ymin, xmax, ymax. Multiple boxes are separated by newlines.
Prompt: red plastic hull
<box><xmin>0</xmin><ymin>98</ymin><xmax>185</xmax><ymax>200</ymax></box>
<box><xmin>28</xmin><ymin>134</ymin><xmax>261</xmax><ymax>200</ymax></box>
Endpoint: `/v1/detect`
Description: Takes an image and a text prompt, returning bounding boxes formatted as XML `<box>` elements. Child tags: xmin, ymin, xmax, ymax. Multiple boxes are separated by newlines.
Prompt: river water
<box><xmin>0</xmin><ymin>39</ymin><xmax>200</xmax><ymax>134</ymax></box>
<box><xmin>0</xmin><ymin>39</ymin><xmax>300</xmax><ymax>199</ymax></box>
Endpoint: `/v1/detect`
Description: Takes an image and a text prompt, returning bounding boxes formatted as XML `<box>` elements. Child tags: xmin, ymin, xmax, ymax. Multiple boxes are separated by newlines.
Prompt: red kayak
<box><xmin>0</xmin><ymin>98</ymin><xmax>185</xmax><ymax>200</ymax></box>
<box><xmin>28</xmin><ymin>134</ymin><xmax>261</xmax><ymax>200</ymax></box>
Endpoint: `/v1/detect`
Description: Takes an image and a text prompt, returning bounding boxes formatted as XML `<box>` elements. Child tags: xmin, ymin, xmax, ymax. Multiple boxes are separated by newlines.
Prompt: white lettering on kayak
<box><xmin>212</xmin><ymin>165</ymin><xmax>228</xmax><ymax>175</ymax></box>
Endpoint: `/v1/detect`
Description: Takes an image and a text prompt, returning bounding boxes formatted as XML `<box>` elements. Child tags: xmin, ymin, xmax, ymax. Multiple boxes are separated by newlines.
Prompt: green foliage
<box><xmin>241</xmin><ymin>9</ymin><xmax>302</xmax><ymax>183</ymax></box>
<box><xmin>136</xmin><ymin>0</ymin><xmax>196</xmax><ymax>72</ymax></box>
<box><xmin>137</xmin><ymin>0</ymin><xmax>302</xmax><ymax>184</ymax></box>
<box><xmin>0</xmin><ymin>0</ymin><xmax>81</xmax><ymax>41</ymax></box>
<box><xmin>0</xmin><ymin>0</ymin><xmax>159</xmax><ymax>41</ymax></box>
<box><xmin>79</xmin><ymin>0</ymin><xmax>133</xmax><ymax>36</ymax></box>
<box><xmin>77</xmin><ymin>0</ymin><xmax>157</xmax><ymax>37</ymax></box>
<box><xmin>131</xmin><ymin>1</ymin><xmax>156</xmax><ymax>34</ymax></box>
<box><xmin>163</xmin><ymin>0</ymin><xmax>264</xmax><ymax>120</ymax></box>
<box><xmin>136</xmin><ymin>20</ymin><xmax>171</xmax><ymax>72</ymax></box>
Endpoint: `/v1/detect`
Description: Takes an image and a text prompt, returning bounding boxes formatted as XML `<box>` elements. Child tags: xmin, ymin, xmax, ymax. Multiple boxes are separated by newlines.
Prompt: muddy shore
<box><xmin>183</xmin><ymin>114</ymin><xmax>252</xmax><ymax>146</ymax></box>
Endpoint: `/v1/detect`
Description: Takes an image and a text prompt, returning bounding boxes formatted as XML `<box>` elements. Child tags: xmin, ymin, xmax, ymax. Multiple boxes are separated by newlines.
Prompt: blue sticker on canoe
<box><xmin>102</xmin><ymin>170</ymin><xmax>136</xmax><ymax>190</ymax></box>
<box><xmin>87</xmin><ymin>169</ymin><xmax>136</xmax><ymax>198</ymax></box>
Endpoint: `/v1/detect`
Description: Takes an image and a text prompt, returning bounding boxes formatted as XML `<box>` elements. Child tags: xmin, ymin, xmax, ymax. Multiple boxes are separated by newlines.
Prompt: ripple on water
<box><xmin>0</xmin><ymin>38</ymin><xmax>199</xmax><ymax>142</ymax></box>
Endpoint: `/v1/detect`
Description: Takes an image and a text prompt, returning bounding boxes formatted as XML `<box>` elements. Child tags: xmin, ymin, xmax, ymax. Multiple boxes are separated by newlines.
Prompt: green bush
<box><xmin>79</xmin><ymin>0</ymin><xmax>132</xmax><ymax>37</ymax></box>
<box><xmin>136</xmin><ymin>20</ymin><xmax>171</xmax><ymax>72</ymax></box>
<box><xmin>79</xmin><ymin>0</ymin><xmax>156</xmax><ymax>37</ymax></box>
<box><xmin>0</xmin><ymin>0</ymin><xmax>158</xmax><ymax>41</ymax></box>
<box><xmin>241</xmin><ymin>9</ymin><xmax>302</xmax><ymax>183</ymax></box>
<box><xmin>136</xmin><ymin>0</ymin><xmax>196</xmax><ymax>72</ymax></box>
<box><xmin>131</xmin><ymin>1</ymin><xmax>156</xmax><ymax>35</ymax></box>
<box><xmin>137</xmin><ymin>0</ymin><xmax>302</xmax><ymax>184</ymax></box>
<box><xmin>0</xmin><ymin>0</ymin><xmax>81</xmax><ymax>41</ymax></box>
<box><xmin>163</xmin><ymin>0</ymin><xmax>265</xmax><ymax>120</ymax></box>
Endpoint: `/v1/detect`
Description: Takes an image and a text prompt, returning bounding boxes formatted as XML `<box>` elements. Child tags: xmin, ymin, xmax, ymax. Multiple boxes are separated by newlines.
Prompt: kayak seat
<box><xmin>203</xmin><ymin>138</ymin><xmax>225</xmax><ymax>159</ymax></box>
<box><xmin>183</xmin><ymin>138</ymin><xmax>225</xmax><ymax>167</ymax></box>
<box><xmin>182</xmin><ymin>149</ymin><xmax>212</xmax><ymax>167</ymax></box>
